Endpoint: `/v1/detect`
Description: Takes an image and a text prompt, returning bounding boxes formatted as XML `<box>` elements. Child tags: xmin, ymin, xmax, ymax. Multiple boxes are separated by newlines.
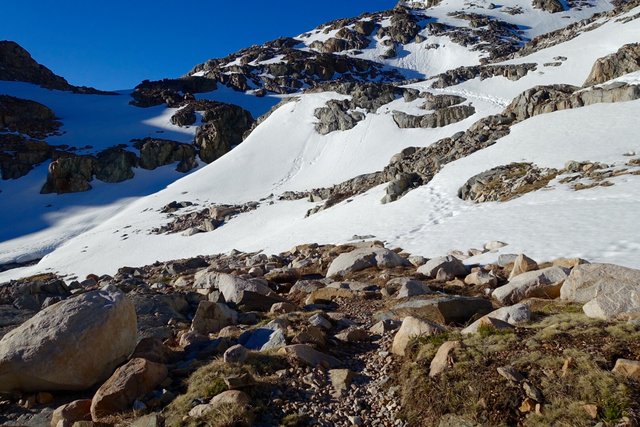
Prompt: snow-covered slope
<box><xmin>1</xmin><ymin>0</ymin><xmax>639</xmax><ymax>281</ymax></box>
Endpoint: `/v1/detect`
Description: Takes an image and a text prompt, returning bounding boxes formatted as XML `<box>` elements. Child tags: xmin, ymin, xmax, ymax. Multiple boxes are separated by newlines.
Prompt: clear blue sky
<box><xmin>1</xmin><ymin>1</ymin><xmax>397</xmax><ymax>90</ymax></box>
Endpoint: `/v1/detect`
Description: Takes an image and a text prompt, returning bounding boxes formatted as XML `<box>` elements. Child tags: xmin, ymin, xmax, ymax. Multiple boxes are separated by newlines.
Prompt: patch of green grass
<box><xmin>280</xmin><ymin>413</ymin><xmax>310</xmax><ymax>427</ymax></box>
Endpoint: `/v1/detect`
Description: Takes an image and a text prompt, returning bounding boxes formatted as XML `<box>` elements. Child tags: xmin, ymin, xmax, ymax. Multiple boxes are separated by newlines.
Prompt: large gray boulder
<box><xmin>0</xmin><ymin>288</ymin><xmax>137</xmax><ymax>392</ymax></box>
<box><xmin>492</xmin><ymin>266</ymin><xmax>570</xmax><ymax>305</ymax></box>
<box><xmin>561</xmin><ymin>263</ymin><xmax>640</xmax><ymax>319</ymax></box>
<box><xmin>194</xmin><ymin>271</ymin><xmax>274</xmax><ymax>304</ymax></box>
<box><xmin>326</xmin><ymin>248</ymin><xmax>407</xmax><ymax>278</ymax></box>
<box><xmin>560</xmin><ymin>263</ymin><xmax>640</xmax><ymax>303</ymax></box>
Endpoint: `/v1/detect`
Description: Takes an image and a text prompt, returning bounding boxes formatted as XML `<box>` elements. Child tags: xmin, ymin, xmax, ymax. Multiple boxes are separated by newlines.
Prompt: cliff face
<box><xmin>0</xmin><ymin>41</ymin><xmax>71</xmax><ymax>90</ymax></box>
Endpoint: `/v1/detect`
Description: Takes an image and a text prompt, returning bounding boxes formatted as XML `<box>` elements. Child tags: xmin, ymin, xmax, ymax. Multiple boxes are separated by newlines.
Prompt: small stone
<box><xmin>309</xmin><ymin>313</ymin><xmax>332</xmax><ymax>330</ymax></box>
<box><xmin>519</xmin><ymin>397</ymin><xmax>536</xmax><ymax>413</ymax></box>
<box><xmin>497</xmin><ymin>366</ymin><xmax>525</xmax><ymax>382</ymax></box>
<box><xmin>223</xmin><ymin>344</ymin><xmax>248</xmax><ymax>365</ymax></box>
<box><xmin>523</xmin><ymin>382</ymin><xmax>544</xmax><ymax>402</ymax></box>
<box><xmin>270</xmin><ymin>302</ymin><xmax>298</xmax><ymax>314</ymax></box>
<box><xmin>429</xmin><ymin>341</ymin><xmax>461</xmax><ymax>377</ymax></box>
<box><xmin>583</xmin><ymin>404</ymin><xmax>598</xmax><ymax>419</ymax></box>
<box><xmin>335</xmin><ymin>328</ymin><xmax>369</xmax><ymax>342</ymax></box>
<box><xmin>561</xmin><ymin>357</ymin><xmax>573</xmax><ymax>376</ymax></box>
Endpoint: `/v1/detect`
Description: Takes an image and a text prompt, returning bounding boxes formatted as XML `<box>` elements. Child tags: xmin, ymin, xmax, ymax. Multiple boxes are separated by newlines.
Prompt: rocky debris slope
<box><xmin>0</xmin><ymin>95</ymin><xmax>61</xmax><ymax>139</ymax></box>
<box><xmin>0</xmin><ymin>240</ymin><xmax>638</xmax><ymax>426</ymax></box>
<box><xmin>0</xmin><ymin>41</ymin><xmax>113</xmax><ymax>94</ymax></box>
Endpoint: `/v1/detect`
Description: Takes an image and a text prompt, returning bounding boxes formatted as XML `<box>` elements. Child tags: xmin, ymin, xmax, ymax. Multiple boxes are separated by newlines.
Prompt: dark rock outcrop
<box><xmin>130</xmin><ymin>77</ymin><xmax>218</xmax><ymax>108</ymax></box>
<box><xmin>134</xmin><ymin>138</ymin><xmax>198</xmax><ymax>172</ymax></box>
<box><xmin>41</xmin><ymin>155</ymin><xmax>96</xmax><ymax>194</ymax></box>
<box><xmin>194</xmin><ymin>102</ymin><xmax>254</xmax><ymax>163</ymax></box>
<box><xmin>0</xmin><ymin>41</ymin><xmax>114</xmax><ymax>94</ymax></box>
<box><xmin>0</xmin><ymin>134</ymin><xmax>52</xmax><ymax>180</ymax></box>
<box><xmin>94</xmin><ymin>147</ymin><xmax>138</xmax><ymax>183</ymax></box>
<box><xmin>0</xmin><ymin>95</ymin><xmax>60</xmax><ymax>139</ymax></box>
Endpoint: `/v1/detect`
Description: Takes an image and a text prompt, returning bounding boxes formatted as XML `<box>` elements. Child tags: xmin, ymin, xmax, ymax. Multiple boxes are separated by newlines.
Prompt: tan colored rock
<box><xmin>306</xmin><ymin>287</ymin><xmax>354</xmax><ymax>304</ymax></box>
<box><xmin>190</xmin><ymin>301</ymin><xmax>237</xmax><ymax>335</ymax></box>
<box><xmin>464</xmin><ymin>271</ymin><xmax>497</xmax><ymax>287</ymax></box>
<box><xmin>293</xmin><ymin>326</ymin><xmax>327</xmax><ymax>347</ymax></box>
<box><xmin>429</xmin><ymin>341</ymin><xmax>461</xmax><ymax>377</ymax></box>
<box><xmin>279</xmin><ymin>344</ymin><xmax>341</xmax><ymax>368</ymax></box>
<box><xmin>0</xmin><ymin>288</ymin><xmax>137</xmax><ymax>392</ymax></box>
<box><xmin>90</xmin><ymin>358</ymin><xmax>168</xmax><ymax>420</ymax></box>
<box><xmin>210</xmin><ymin>390</ymin><xmax>250</xmax><ymax>408</ymax></box>
<box><xmin>552</xmin><ymin>257</ymin><xmax>589</xmax><ymax>269</ymax></box>
<box><xmin>508</xmin><ymin>254</ymin><xmax>539</xmax><ymax>279</ymax></box>
<box><xmin>492</xmin><ymin>266</ymin><xmax>569</xmax><ymax>304</ymax></box>
<box><xmin>329</xmin><ymin>369</ymin><xmax>354</xmax><ymax>396</ymax></box>
<box><xmin>519</xmin><ymin>397</ymin><xmax>536</xmax><ymax>413</ymax></box>
<box><xmin>51</xmin><ymin>399</ymin><xmax>92</xmax><ymax>427</ymax></box>
<box><xmin>583</xmin><ymin>404</ymin><xmax>599</xmax><ymax>419</ymax></box>
<box><xmin>270</xmin><ymin>302</ymin><xmax>298</xmax><ymax>314</ymax></box>
<box><xmin>461</xmin><ymin>316</ymin><xmax>515</xmax><ymax>335</ymax></box>
<box><xmin>335</xmin><ymin>328</ymin><xmax>369</xmax><ymax>342</ymax></box>
<box><xmin>612</xmin><ymin>359</ymin><xmax>640</xmax><ymax>380</ymax></box>
<box><xmin>391</xmin><ymin>316</ymin><xmax>445</xmax><ymax>356</ymax></box>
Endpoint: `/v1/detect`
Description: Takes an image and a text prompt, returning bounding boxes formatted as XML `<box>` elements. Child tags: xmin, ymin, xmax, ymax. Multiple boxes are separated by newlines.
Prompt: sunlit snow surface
<box><xmin>1</xmin><ymin>2</ymin><xmax>640</xmax><ymax>280</ymax></box>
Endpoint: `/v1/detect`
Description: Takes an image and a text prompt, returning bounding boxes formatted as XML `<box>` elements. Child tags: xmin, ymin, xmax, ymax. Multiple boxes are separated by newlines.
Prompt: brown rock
<box><xmin>90</xmin><ymin>358</ymin><xmax>168</xmax><ymax>420</ymax></box>
<box><xmin>391</xmin><ymin>316</ymin><xmax>445</xmax><ymax>356</ymax></box>
<box><xmin>50</xmin><ymin>399</ymin><xmax>92</xmax><ymax>427</ymax></box>
<box><xmin>612</xmin><ymin>359</ymin><xmax>640</xmax><ymax>380</ymax></box>
<box><xmin>429</xmin><ymin>341</ymin><xmax>461</xmax><ymax>377</ymax></box>
<box><xmin>583</xmin><ymin>404</ymin><xmax>598</xmax><ymax>419</ymax></box>
<box><xmin>509</xmin><ymin>254</ymin><xmax>538</xmax><ymax>279</ymax></box>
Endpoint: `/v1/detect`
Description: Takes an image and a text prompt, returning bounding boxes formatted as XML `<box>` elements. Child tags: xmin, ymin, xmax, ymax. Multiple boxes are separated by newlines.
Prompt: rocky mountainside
<box><xmin>1</xmin><ymin>0</ymin><xmax>640</xmax><ymax>425</ymax></box>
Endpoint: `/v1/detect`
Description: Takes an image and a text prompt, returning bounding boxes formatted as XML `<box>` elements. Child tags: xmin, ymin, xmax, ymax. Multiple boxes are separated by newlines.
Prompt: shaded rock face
<box><xmin>0</xmin><ymin>95</ymin><xmax>60</xmax><ymax>139</ymax></box>
<box><xmin>392</xmin><ymin>105</ymin><xmax>475</xmax><ymax>129</ymax></box>
<box><xmin>0</xmin><ymin>41</ymin><xmax>113</xmax><ymax>94</ymax></box>
<box><xmin>94</xmin><ymin>147</ymin><xmax>138</xmax><ymax>183</ymax></box>
<box><xmin>130</xmin><ymin>77</ymin><xmax>218</xmax><ymax>108</ymax></box>
<box><xmin>0</xmin><ymin>41</ymin><xmax>72</xmax><ymax>91</ymax></box>
<box><xmin>584</xmin><ymin>43</ymin><xmax>640</xmax><ymax>86</ymax></box>
<box><xmin>41</xmin><ymin>155</ymin><xmax>95</xmax><ymax>194</ymax></box>
<box><xmin>458</xmin><ymin>162</ymin><xmax>559</xmax><ymax>203</ymax></box>
<box><xmin>134</xmin><ymin>138</ymin><xmax>198</xmax><ymax>172</ymax></box>
<box><xmin>0</xmin><ymin>288</ymin><xmax>137</xmax><ymax>392</ymax></box>
<box><xmin>0</xmin><ymin>134</ymin><xmax>53</xmax><ymax>180</ymax></box>
<box><xmin>193</xmin><ymin>102</ymin><xmax>254</xmax><ymax>163</ymax></box>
